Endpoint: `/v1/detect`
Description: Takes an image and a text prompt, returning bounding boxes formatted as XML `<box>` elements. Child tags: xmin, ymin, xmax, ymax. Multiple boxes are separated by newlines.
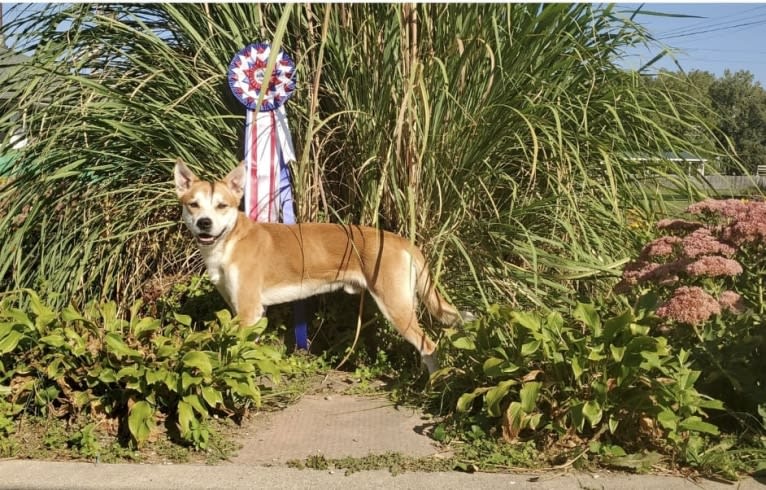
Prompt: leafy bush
<box><xmin>0</xmin><ymin>290</ymin><xmax>287</xmax><ymax>449</ymax></box>
<box><xmin>431</xmin><ymin>301</ymin><xmax>725</xmax><ymax>468</ymax></box>
<box><xmin>616</xmin><ymin>198</ymin><xmax>766</xmax><ymax>430</ymax></box>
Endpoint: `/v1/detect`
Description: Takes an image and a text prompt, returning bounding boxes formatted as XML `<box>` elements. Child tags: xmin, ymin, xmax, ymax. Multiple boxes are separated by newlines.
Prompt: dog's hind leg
<box><xmin>369</xmin><ymin>285</ymin><xmax>438</xmax><ymax>374</ymax></box>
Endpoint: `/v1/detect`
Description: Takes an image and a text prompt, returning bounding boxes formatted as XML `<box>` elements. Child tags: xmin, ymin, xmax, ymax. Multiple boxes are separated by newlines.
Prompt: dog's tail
<box><xmin>411</xmin><ymin>248</ymin><xmax>470</xmax><ymax>326</ymax></box>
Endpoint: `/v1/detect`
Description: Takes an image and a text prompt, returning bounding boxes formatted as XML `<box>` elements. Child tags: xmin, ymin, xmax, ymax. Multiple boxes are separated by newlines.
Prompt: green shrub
<box><xmin>0</xmin><ymin>290</ymin><xmax>287</xmax><ymax>449</ymax></box>
<box><xmin>431</xmin><ymin>301</ymin><xmax>724</xmax><ymax>467</ymax></box>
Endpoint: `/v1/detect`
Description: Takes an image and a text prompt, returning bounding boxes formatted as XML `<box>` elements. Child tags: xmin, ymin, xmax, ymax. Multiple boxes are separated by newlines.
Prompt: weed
<box><xmin>287</xmin><ymin>452</ymin><xmax>457</xmax><ymax>476</ymax></box>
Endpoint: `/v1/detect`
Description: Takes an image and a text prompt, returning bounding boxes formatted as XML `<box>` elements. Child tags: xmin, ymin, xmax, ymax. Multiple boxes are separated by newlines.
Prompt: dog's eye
<box><xmin>216</xmin><ymin>203</ymin><xmax>228</xmax><ymax>210</ymax></box>
<box><xmin>188</xmin><ymin>202</ymin><xmax>199</xmax><ymax>209</ymax></box>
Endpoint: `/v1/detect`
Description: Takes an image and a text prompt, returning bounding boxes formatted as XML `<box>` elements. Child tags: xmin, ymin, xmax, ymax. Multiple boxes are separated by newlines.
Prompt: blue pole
<box><xmin>279</xmin><ymin>157</ymin><xmax>309</xmax><ymax>350</ymax></box>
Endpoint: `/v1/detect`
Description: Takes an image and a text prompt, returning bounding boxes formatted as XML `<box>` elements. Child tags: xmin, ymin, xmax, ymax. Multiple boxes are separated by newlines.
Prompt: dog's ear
<box><xmin>224</xmin><ymin>162</ymin><xmax>246</xmax><ymax>198</ymax></box>
<box><xmin>174</xmin><ymin>158</ymin><xmax>198</xmax><ymax>197</ymax></box>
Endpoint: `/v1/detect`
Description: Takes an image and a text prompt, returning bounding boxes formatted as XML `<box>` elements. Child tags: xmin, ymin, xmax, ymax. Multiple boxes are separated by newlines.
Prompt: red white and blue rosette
<box><xmin>228</xmin><ymin>43</ymin><xmax>296</xmax><ymax>112</ymax></box>
<box><xmin>227</xmin><ymin>43</ymin><xmax>297</xmax><ymax>224</ymax></box>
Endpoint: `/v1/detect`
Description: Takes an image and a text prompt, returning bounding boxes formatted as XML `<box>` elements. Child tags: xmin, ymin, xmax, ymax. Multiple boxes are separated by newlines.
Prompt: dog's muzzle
<box><xmin>194</xmin><ymin>217</ymin><xmax>226</xmax><ymax>246</ymax></box>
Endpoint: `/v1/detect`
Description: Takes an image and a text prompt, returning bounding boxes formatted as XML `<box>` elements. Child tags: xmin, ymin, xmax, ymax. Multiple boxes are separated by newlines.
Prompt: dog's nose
<box><xmin>196</xmin><ymin>217</ymin><xmax>212</xmax><ymax>232</ymax></box>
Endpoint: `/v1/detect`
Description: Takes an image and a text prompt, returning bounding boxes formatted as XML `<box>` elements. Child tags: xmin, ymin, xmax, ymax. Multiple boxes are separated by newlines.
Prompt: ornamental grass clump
<box><xmin>617</xmin><ymin>198</ymin><xmax>766</xmax><ymax>430</ymax></box>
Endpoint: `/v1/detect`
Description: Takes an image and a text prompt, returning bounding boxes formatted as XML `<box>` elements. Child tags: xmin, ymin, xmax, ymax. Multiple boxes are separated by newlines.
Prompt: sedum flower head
<box><xmin>656</xmin><ymin>286</ymin><xmax>721</xmax><ymax>326</ymax></box>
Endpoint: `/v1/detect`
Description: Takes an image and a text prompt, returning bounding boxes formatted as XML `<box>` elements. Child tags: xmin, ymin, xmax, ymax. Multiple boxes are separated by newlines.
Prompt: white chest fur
<box><xmin>200</xmin><ymin>241</ymin><xmax>238</xmax><ymax>310</ymax></box>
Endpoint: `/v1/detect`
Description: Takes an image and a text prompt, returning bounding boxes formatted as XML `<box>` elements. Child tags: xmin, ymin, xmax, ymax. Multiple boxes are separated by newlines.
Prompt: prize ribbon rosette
<box><xmin>228</xmin><ymin>43</ymin><xmax>297</xmax><ymax>223</ymax></box>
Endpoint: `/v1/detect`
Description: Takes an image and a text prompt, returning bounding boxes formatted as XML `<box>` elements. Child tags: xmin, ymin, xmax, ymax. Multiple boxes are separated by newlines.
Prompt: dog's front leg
<box><xmin>236</xmin><ymin>296</ymin><xmax>265</xmax><ymax>329</ymax></box>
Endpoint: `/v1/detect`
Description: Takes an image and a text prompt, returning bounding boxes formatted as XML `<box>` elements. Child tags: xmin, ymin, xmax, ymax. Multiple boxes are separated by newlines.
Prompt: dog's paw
<box><xmin>421</xmin><ymin>352</ymin><xmax>439</xmax><ymax>375</ymax></box>
<box><xmin>459</xmin><ymin>310</ymin><xmax>477</xmax><ymax>323</ymax></box>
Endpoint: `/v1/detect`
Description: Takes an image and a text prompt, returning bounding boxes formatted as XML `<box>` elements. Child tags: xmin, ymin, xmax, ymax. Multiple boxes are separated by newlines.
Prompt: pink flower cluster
<box><xmin>685</xmin><ymin>256</ymin><xmax>742</xmax><ymax>278</ymax></box>
<box><xmin>680</xmin><ymin>229</ymin><xmax>736</xmax><ymax>258</ymax></box>
<box><xmin>656</xmin><ymin>286</ymin><xmax>721</xmax><ymax>326</ymax></box>
<box><xmin>617</xmin><ymin>198</ymin><xmax>765</xmax><ymax>325</ymax></box>
<box><xmin>687</xmin><ymin>198</ymin><xmax>766</xmax><ymax>246</ymax></box>
<box><xmin>718</xmin><ymin>290</ymin><xmax>745</xmax><ymax>314</ymax></box>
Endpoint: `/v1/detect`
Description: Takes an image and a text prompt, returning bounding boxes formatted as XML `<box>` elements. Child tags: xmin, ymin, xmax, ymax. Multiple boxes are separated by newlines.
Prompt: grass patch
<box><xmin>287</xmin><ymin>452</ymin><xmax>458</xmax><ymax>476</ymax></box>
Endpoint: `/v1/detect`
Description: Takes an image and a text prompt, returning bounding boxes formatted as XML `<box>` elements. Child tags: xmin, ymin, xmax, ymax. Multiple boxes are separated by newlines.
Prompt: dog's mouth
<box><xmin>196</xmin><ymin>228</ymin><xmax>226</xmax><ymax>246</ymax></box>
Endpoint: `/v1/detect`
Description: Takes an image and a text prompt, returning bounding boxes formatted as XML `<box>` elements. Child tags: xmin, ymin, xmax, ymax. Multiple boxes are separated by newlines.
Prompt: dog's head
<box><xmin>173</xmin><ymin>159</ymin><xmax>245</xmax><ymax>248</ymax></box>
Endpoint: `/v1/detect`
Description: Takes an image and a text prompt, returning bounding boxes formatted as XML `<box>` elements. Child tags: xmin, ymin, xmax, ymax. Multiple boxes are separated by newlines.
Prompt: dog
<box><xmin>173</xmin><ymin>159</ymin><xmax>464</xmax><ymax>373</ymax></box>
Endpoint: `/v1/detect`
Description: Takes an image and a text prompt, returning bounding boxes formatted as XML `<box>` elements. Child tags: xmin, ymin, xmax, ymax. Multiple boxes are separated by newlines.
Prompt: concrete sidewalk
<box><xmin>0</xmin><ymin>460</ymin><xmax>762</xmax><ymax>490</ymax></box>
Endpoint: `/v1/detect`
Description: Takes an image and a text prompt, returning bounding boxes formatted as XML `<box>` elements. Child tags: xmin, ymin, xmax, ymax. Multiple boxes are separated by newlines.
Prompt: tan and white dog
<box><xmin>173</xmin><ymin>159</ymin><xmax>463</xmax><ymax>373</ymax></box>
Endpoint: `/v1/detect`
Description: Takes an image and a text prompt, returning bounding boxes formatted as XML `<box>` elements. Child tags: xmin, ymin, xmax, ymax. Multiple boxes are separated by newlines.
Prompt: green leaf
<box><xmin>527</xmin><ymin>412</ymin><xmax>543</xmax><ymax>430</ymax></box>
<box><xmin>117</xmin><ymin>365</ymin><xmax>143</xmax><ymax>379</ymax></box>
<box><xmin>640</xmin><ymin>351</ymin><xmax>662</xmax><ymax>370</ymax></box>
<box><xmin>582</xmin><ymin>400</ymin><xmax>603</xmax><ymax>427</ymax></box>
<box><xmin>573</xmin><ymin>302</ymin><xmax>601</xmax><ymax>335</ymax></box>
<box><xmin>145</xmin><ymin>368</ymin><xmax>169</xmax><ymax>385</ymax></box>
<box><xmin>432</xmin><ymin>424</ymin><xmax>447</xmax><ymax>442</ymax></box>
<box><xmin>512</xmin><ymin>311</ymin><xmax>541</xmax><ymax>332</ymax></box>
<box><xmin>61</xmin><ymin>305</ymin><xmax>86</xmax><ymax>322</ymax></box>
<box><xmin>183</xmin><ymin>394</ymin><xmax>207</xmax><ymax>416</ymax></box>
<box><xmin>104</xmin><ymin>332</ymin><xmax>142</xmax><ymax>359</ymax></box>
<box><xmin>520</xmin><ymin>340</ymin><xmax>540</xmax><ymax>357</ymax></box>
<box><xmin>456</xmin><ymin>387</ymin><xmax>490</xmax><ymax>413</ymax></box>
<box><xmin>629</xmin><ymin>323</ymin><xmax>650</xmax><ymax>336</ymax></box>
<box><xmin>450</xmin><ymin>336</ymin><xmax>476</xmax><ymax>350</ymax></box>
<box><xmin>486</xmin><ymin>380</ymin><xmax>518</xmax><ymax>417</ymax></box>
<box><xmin>610</xmin><ymin>345</ymin><xmax>625</xmax><ymax>362</ymax></box>
<box><xmin>570</xmin><ymin>402</ymin><xmax>585</xmax><ymax>431</ymax></box>
<box><xmin>156</xmin><ymin>345</ymin><xmax>178</xmax><ymax>359</ymax></box>
<box><xmin>229</xmin><ymin>381</ymin><xmax>261</xmax><ymax>405</ymax></box>
<box><xmin>131</xmin><ymin>317</ymin><xmax>160</xmax><ymax>338</ymax></box>
<box><xmin>215</xmin><ymin>309</ymin><xmax>233</xmax><ymax>325</ymax></box>
<box><xmin>0</xmin><ymin>330</ymin><xmax>24</xmax><ymax>354</ymax></box>
<box><xmin>657</xmin><ymin>409</ymin><xmax>678</xmax><ymax>430</ymax></box>
<box><xmin>181</xmin><ymin>371</ymin><xmax>203</xmax><ymax>391</ymax></box>
<box><xmin>40</xmin><ymin>334</ymin><xmax>66</xmax><ymax>347</ymax></box>
<box><xmin>519</xmin><ymin>381</ymin><xmax>541</xmax><ymax>413</ymax></box>
<box><xmin>182</xmin><ymin>351</ymin><xmax>213</xmax><ymax>376</ymax></box>
<box><xmin>504</xmin><ymin>401</ymin><xmax>524</xmax><ymax>440</ymax></box>
<box><xmin>587</xmin><ymin>343</ymin><xmax>607</xmax><ymax>361</ymax></box>
<box><xmin>608</xmin><ymin>415</ymin><xmax>619</xmax><ymax>434</ymax></box>
<box><xmin>482</xmin><ymin>357</ymin><xmax>519</xmax><ymax>378</ymax></box>
<box><xmin>177</xmin><ymin>400</ymin><xmax>194</xmax><ymax>436</ymax></box>
<box><xmin>97</xmin><ymin>368</ymin><xmax>117</xmax><ymax>383</ymax></box>
<box><xmin>571</xmin><ymin>356</ymin><xmax>584</xmax><ymax>380</ymax></box>
<box><xmin>679</xmin><ymin>416</ymin><xmax>719</xmax><ymax>435</ymax></box>
<box><xmin>603</xmin><ymin>309</ymin><xmax>632</xmax><ymax>342</ymax></box>
<box><xmin>29</xmin><ymin>292</ymin><xmax>57</xmax><ymax>326</ymax></box>
<box><xmin>6</xmin><ymin>309</ymin><xmax>34</xmax><ymax>329</ymax></box>
<box><xmin>128</xmin><ymin>400</ymin><xmax>154</xmax><ymax>445</ymax></box>
<box><xmin>201</xmin><ymin>386</ymin><xmax>223</xmax><ymax>408</ymax></box>
<box><xmin>173</xmin><ymin>312</ymin><xmax>192</xmax><ymax>327</ymax></box>
<box><xmin>697</xmin><ymin>398</ymin><xmax>725</xmax><ymax>411</ymax></box>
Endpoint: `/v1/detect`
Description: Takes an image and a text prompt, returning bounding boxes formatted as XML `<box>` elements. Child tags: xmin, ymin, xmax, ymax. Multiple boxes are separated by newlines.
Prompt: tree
<box><xmin>708</xmin><ymin>70</ymin><xmax>766</xmax><ymax>175</ymax></box>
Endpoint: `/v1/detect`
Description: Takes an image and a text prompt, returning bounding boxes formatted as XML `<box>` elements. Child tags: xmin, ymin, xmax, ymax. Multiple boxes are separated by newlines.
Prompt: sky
<box><xmin>2</xmin><ymin>3</ymin><xmax>766</xmax><ymax>86</ymax></box>
<box><xmin>616</xmin><ymin>3</ymin><xmax>766</xmax><ymax>85</ymax></box>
